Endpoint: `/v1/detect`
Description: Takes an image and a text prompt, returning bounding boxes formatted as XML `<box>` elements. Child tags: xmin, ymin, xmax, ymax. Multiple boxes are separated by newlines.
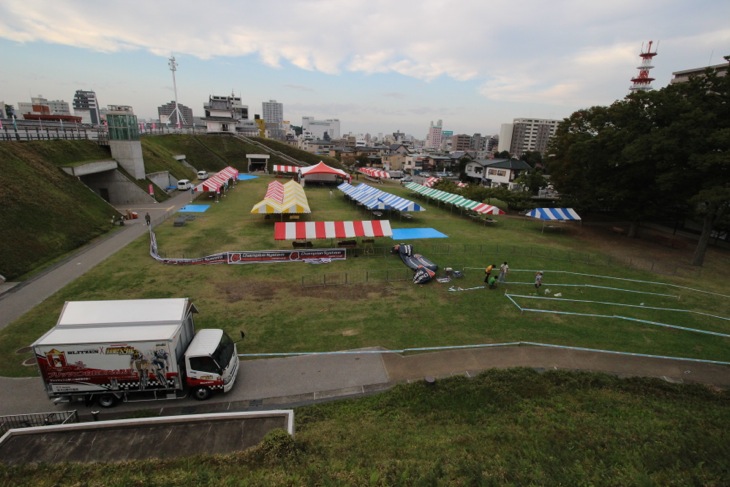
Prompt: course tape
<box><xmin>238</xmin><ymin>341</ymin><xmax>730</xmax><ymax>366</ymax></box>
<box><xmin>461</xmin><ymin>268</ymin><xmax>729</xmax><ymax>299</ymax></box>
<box><xmin>508</xmin><ymin>294</ymin><xmax>729</xmax><ymax>322</ymax></box>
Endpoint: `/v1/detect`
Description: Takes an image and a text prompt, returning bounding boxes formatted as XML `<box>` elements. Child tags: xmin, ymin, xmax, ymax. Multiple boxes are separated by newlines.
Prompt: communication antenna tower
<box><xmin>629</xmin><ymin>40</ymin><xmax>658</xmax><ymax>93</ymax></box>
<box><xmin>168</xmin><ymin>55</ymin><xmax>186</xmax><ymax>128</ymax></box>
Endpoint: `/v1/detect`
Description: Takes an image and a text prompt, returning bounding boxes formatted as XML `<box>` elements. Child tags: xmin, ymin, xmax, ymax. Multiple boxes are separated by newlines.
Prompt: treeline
<box><xmin>547</xmin><ymin>69</ymin><xmax>730</xmax><ymax>266</ymax></box>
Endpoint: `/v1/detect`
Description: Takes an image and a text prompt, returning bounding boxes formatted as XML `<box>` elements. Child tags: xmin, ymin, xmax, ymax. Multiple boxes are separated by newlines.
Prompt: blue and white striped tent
<box><xmin>337</xmin><ymin>183</ymin><xmax>424</xmax><ymax>212</ymax></box>
<box><xmin>526</xmin><ymin>208</ymin><xmax>581</xmax><ymax>221</ymax></box>
<box><xmin>526</xmin><ymin>208</ymin><xmax>581</xmax><ymax>233</ymax></box>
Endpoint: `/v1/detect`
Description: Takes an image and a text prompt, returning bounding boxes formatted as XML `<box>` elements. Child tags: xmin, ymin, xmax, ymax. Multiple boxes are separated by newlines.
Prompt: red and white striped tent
<box><xmin>274</xmin><ymin>220</ymin><xmax>393</xmax><ymax>240</ymax></box>
<box><xmin>423</xmin><ymin>177</ymin><xmax>441</xmax><ymax>187</ymax></box>
<box><xmin>359</xmin><ymin>167</ymin><xmax>390</xmax><ymax>179</ymax></box>
<box><xmin>272</xmin><ymin>165</ymin><xmax>301</xmax><ymax>174</ymax></box>
<box><xmin>194</xmin><ymin>166</ymin><xmax>239</xmax><ymax>193</ymax></box>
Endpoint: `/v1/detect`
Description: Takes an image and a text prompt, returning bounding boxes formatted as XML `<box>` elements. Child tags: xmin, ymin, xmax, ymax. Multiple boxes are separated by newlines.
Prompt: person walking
<box><xmin>484</xmin><ymin>263</ymin><xmax>495</xmax><ymax>286</ymax></box>
<box><xmin>145</xmin><ymin>212</ymin><xmax>151</xmax><ymax>226</ymax></box>
<box><xmin>498</xmin><ymin>261</ymin><xmax>509</xmax><ymax>283</ymax></box>
<box><xmin>534</xmin><ymin>271</ymin><xmax>543</xmax><ymax>293</ymax></box>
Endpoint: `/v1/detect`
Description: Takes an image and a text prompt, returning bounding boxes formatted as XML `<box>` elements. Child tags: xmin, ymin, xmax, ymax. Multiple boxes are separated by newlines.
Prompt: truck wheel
<box><xmin>97</xmin><ymin>394</ymin><xmax>117</xmax><ymax>408</ymax></box>
<box><xmin>192</xmin><ymin>387</ymin><xmax>212</xmax><ymax>401</ymax></box>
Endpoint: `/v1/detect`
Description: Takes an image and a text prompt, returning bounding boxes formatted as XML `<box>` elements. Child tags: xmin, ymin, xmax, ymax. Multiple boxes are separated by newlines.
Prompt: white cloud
<box><xmin>1</xmin><ymin>0</ymin><xmax>729</xmax><ymax>133</ymax></box>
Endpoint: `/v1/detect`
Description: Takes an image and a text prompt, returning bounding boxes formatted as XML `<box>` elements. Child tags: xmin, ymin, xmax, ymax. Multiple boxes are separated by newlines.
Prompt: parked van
<box><xmin>197</xmin><ymin>171</ymin><xmax>208</xmax><ymax>180</ymax></box>
<box><xmin>177</xmin><ymin>179</ymin><xmax>192</xmax><ymax>191</ymax></box>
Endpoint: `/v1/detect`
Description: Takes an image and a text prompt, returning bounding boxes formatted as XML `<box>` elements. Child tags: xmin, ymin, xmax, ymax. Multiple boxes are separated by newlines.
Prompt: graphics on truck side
<box><xmin>34</xmin><ymin>342</ymin><xmax>179</xmax><ymax>394</ymax></box>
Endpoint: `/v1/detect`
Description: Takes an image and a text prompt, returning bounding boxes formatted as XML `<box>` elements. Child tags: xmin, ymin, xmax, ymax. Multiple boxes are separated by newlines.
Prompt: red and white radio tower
<box><xmin>629</xmin><ymin>40</ymin><xmax>658</xmax><ymax>93</ymax></box>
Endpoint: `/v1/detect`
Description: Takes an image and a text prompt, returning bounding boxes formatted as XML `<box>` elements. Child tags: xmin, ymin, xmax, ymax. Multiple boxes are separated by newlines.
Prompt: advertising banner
<box><xmin>149</xmin><ymin>230</ymin><xmax>345</xmax><ymax>265</ymax></box>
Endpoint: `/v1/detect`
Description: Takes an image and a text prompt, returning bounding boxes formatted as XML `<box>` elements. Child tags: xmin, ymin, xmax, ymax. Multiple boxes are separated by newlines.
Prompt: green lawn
<box><xmin>0</xmin><ymin>175</ymin><xmax>728</xmax><ymax>376</ymax></box>
<box><xmin>2</xmin><ymin>369</ymin><xmax>729</xmax><ymax>485</ymax></box>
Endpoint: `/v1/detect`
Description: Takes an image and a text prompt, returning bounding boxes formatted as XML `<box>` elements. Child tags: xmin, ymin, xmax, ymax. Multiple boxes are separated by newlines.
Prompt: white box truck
<box><xmin>31</xmin><ymin>298</ymin><xmax>241</xmax><ymax>408</ymax></box>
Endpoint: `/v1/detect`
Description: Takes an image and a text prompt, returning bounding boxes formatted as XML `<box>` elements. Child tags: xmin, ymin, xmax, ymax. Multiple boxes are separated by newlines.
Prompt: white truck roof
<box><xmin>33</xmin><ymin>324</ymin><xmax>183</xmax><ymax>346</ymax></box>
<box><xmin>56</xmin><ymin>298</ymin><xmax>194</xmax><ymax>327</ymax></box>
<box><xmin>33</xmin><ymin>298</ymin><xmax>196</xmax><ymax>347</ymax></box>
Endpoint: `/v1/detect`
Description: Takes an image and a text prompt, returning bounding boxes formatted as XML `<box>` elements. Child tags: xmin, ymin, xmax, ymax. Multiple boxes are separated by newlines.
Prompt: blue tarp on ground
<box><xmin>526</xmin><ymin>208</ymin><xmax>581</xmax><ymax>221</ymax></box>
<box><xmin>179</xmin><ymin>204</ymin><xmax>211</xmax><ymax>213</ymax></box>
<box><xmin>238</xmin><ymin>174</ymin><xmax>258</xmax><ymax>181</ymax></box>
<box><xmin>391</xmin><ymin>228</ymin><xmax>448</xmax><ymax>240</ymax></box>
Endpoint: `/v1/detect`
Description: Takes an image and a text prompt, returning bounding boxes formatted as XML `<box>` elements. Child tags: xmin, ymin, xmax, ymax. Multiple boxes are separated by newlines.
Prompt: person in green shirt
<box><xmin>488</xmin><ymin>274</ymin><xmax>498</xmax><ymax>289</ymax></box>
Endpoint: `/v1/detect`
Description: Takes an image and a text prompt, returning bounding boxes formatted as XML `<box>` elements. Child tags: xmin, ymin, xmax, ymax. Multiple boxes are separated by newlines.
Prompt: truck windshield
<box><xmin>212</xmin><ymin>332</ymin><xmax>235</xmax><ymax>370</ymax></box>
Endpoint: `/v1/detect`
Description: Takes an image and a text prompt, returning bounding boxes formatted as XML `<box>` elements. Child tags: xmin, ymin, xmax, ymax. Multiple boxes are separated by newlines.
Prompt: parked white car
<box><xmin>197</xmin><ymin>171</ymin><xmax>208</xmax><ymax>180</ymax></box>
<box><xmin>177</xmin><ymin>179</ymin><xmax>192</xmax><ymax>190</ymax></box>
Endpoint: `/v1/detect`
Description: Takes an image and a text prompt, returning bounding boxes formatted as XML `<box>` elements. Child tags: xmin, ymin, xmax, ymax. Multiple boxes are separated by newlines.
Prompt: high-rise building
<box><xmin>471</xmin><ymin>133</ymin><xmax>487</xmax><ymax>151</ymax></box>
<box><xmin>73</xmin><ymin>90</ymin><xmax>101</xmax><ymax>126</ymax></box>
<box><xmin>158</xmin><ymin>101</ymin><xmax>194</xmax><ymax>127</ymax></box>
<box><xmin>302</xmin><ymin>116</ymin><xmax>340</xmax><ymax>139</ymax></box>
<box><xmin>262</xmin><ymin>99</ymin><xmax>285</xmax><ymax>139</ymax></box>
<box><xmin>499</xmin><ymin>118</ymin><xmax>559</xmax><ymax>157</ymax></box>
<box><xmin>425</xmin><ymin>120</ymin><xmax>443</xmax><ymax>149</ymax></box>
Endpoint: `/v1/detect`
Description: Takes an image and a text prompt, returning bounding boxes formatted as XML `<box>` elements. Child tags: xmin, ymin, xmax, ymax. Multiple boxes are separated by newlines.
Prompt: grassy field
<box><xmin>1</xmin><ymin>174</ymin><xmax>728</xmax><ymax>376</ymax></box>
<box><xmin>2</xmin><ymin>369</ymin><xmax>729</xmax><ymax>485</ymax></box>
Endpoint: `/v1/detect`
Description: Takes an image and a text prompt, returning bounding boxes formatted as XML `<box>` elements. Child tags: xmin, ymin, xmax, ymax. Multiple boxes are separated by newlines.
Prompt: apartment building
<box><xmin>158</xmin><ymin>101</ymin><xmax>194</xmax><ymax>127</ymax></box>
<box><xmin>498</xmin><ymin>118</ymin><xmax>559</xmax><ymax>158</ymax></box>
<box><xmin>262</xmin><ymin>99</ymin><xmax>285</xmax><ymax>139</ymax></box>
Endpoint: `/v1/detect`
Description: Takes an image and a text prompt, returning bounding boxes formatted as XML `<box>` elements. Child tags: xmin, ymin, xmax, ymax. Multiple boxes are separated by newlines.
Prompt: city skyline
<box><xmin>1</xmin><ymin>1</ymin><xmax>728</xmax><ymax>138</ymax></box>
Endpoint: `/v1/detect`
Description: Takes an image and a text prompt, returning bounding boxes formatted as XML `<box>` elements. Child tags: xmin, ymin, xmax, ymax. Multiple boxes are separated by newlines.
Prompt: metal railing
<box><xmin>0</xmin><ymin>410</ymin><xmax>79</xmax><ymax>436</ymax></box>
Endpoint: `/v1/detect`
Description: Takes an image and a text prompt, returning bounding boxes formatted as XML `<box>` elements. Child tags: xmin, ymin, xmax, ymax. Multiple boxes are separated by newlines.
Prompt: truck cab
<box><xmin>184</xmin><ymin>329</ymin><xmax>239</xmax><ymax>400</ymax></box>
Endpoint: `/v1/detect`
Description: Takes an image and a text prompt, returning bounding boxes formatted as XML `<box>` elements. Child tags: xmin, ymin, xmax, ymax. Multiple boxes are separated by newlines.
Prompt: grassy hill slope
<box><xmin>0</xmin><ymin>141</ymin><xmax>119</xmax><ymax>280</ymax></box>
<box><xmin>144</xmin><ymin>134</ymin><xmax>297</xmax><ymax>173</ymax></box>
<box><xmin>250</xmin><ymin>136</ymin><xmax>342</xmax><ymax>167</ymax></box>
<box><xmin>0</xmin><ymin>136</ymin><xmax>344</xmax><ymax>280</ymax></box>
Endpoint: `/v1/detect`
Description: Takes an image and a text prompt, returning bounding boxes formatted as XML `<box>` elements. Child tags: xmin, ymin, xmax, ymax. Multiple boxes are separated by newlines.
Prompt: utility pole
<box><xmin>168</xmin><ymin>55</ymin><xmax>186</xmax><ymax>129</ymax></box>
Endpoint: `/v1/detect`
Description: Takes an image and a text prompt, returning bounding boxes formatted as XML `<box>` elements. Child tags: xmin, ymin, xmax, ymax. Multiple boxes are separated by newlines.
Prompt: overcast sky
<box><xmin>1</xmin><ymin>1</ymin><xmax>728</xmax><ymax>138</ymax></box>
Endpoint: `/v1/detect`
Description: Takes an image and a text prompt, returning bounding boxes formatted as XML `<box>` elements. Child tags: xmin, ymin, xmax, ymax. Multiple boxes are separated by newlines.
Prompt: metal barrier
<box><xmin>0</xmin><ymin>410</ymin><xmax>79</xmax><ymax>436</ymax></box>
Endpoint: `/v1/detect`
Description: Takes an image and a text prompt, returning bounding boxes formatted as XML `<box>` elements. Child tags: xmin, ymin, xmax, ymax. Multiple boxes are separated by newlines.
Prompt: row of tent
<box><xmin>405</xmin><ymin>182</ymin><xmax>505</xmax><ymax>215</ymax></box>
<box><xmin>250</xmin><ymin>180</ymin><xmax>311</xmax><ymax>214</ymax></box>
<box><xmin>338</xmin><ymin>183</ymin><xmax>424</xmax><ymax>213</ymax></box>
<box><xmin>194</xmin><ymin>166</ymin><xmax>240</xmax><ymax>193</ymax></box>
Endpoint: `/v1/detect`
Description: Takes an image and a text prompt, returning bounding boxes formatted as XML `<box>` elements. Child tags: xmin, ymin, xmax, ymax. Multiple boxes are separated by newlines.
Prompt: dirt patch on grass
<box><xmin>575</xmin><ymin>224</ymin><xmax>695</xmax><ymax>267</ymax></box>
<box><xmin>216</xmin><ymin>280</ymin><xmax>390</xmax><ymax>303</ymax></box>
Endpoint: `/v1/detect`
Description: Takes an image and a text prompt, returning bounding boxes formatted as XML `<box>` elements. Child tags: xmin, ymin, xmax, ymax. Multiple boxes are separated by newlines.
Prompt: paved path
<box><xmin>2</xmin><ymin>344</ymin><xmax>729</xmax><ymax>419</ymax></box>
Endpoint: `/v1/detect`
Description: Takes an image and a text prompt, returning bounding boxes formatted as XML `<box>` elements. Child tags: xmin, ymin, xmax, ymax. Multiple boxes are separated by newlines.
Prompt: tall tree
<box><xmin>549</xmin><ymin>67</ymin><xmax>730</xmax><ymax>265</ymax></box>
<box><xmin>654</xmin><ymin>70</ymin><xmax>730</xmax><ymax>265</ymax></box>
<box><xmin>519</xmin><ymin>151</ymin><xmax>543</xmax><ymax>169</ymax></box>
<box><xmin>547</xmin><ymin>98</ymin><xmax>665</xmax><ymax>237</ymax></box>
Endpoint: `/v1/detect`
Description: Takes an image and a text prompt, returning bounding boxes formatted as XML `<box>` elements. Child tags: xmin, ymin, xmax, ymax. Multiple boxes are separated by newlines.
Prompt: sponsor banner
<box><xmin>152</xmin><ymin>252</ymin><xmax>229</xmax><ymax>266</ymax></box>
<box><xmin>149</xmin><ymin>230</ymin><xmax>345</xmax><ymax>265</ymax></box>
<box><xmin>227</xmin><ymin>248</ymin><xmax>346</xmax><ymax>264</ymax></box>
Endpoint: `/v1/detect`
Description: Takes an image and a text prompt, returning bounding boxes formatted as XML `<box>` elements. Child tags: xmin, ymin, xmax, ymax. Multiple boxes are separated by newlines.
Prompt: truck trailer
<box><xmin>31</xmin><ymin>298</ymin><xmax>240</xmax><ymax>408</ymax></box>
